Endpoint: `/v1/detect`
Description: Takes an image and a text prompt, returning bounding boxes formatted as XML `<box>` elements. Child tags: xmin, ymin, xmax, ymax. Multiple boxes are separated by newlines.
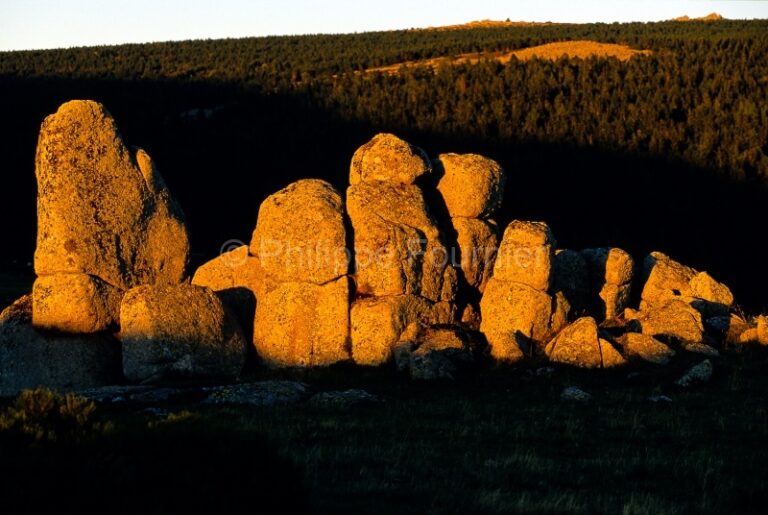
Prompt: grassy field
<box><xmin>1</xmin><ymin>348</ymin><xmax>766</xmax><ymax>515</ymax></box>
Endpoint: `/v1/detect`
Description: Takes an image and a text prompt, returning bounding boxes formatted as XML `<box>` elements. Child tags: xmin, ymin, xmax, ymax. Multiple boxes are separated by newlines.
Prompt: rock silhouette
<box><xmin>1</xmin><ymin>101</ymin><xmax>765</xmax><ymax>393</ymax></box>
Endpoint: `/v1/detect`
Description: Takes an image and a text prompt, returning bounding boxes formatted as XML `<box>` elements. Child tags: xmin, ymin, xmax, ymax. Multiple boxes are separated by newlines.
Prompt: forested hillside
<box><xmin>1</xmin><ymin>19</ymin><xmax>767</xmax><ymax>308</ymax></box>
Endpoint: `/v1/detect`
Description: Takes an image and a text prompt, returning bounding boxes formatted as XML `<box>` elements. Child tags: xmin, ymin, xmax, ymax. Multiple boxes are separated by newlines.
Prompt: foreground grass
<box><xmin>1</xmin><ymin>349</ymin><xmax>767</xmax><ymax>514</ymax></box>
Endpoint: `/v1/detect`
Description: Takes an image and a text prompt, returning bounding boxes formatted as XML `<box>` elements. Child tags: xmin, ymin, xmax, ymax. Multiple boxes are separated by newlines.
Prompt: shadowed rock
<box><xmin>452</xmin><ymin>217</ymin><xmax>499</xmax><ymax>293</ymax></box>
<box><xmin>580</xmin><ymin>247</ymin><xmax>634</xmax><ymax>320</ymax></box>
<box><xmin>0</xmin><ymin>295</ymin><xmax>121</xmax><ymax>395</ymax></box>
<box><xmin>33</xmin><ymin>100</ymin><xmax>189</xmax><ymax>333</ymax></box>
<box><xmin>120</xmin><ymin>284</ymin><xmax>247</xmax><ymax>382</ymax></box>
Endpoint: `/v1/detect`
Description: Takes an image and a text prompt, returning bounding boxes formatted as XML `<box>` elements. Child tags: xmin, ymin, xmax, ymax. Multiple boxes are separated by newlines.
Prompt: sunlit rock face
<box><xmin>480</xmin><ymin>220</ymin><xmax>569</xmax><ymax>361</ymax></box>
<box><xmin>250</xmin><ymin>179</ymin><xmax>351</xmax><ymax>367</ymax></box>
<box><xmin>33</xmin><ymin>100</ymin><xmax>189</xmax><ymax>333</ymax></box>
<box><xmin>580</xmin><ymin>247</ymin><xmax>634</xmax><ymax>320</ymax></box>
<box><xmin>641</xmin><ymin>252</ymin><xmax>733</xmax><ymax>316</ymax></box>
<box><xmin>346</xmin><ymin>134</ymin><xmax>460</xmax><ymax>366</ymax></box>
<box><xmin>545</xmin><ymin>316</ymin><xmax>625</xmax><ymax>369</ymax></box>
<box><xmin>120</xmin><ymin>284</ymin><xmax>247</xmax><ymax>383</ymax></box>
<box><xmin>433</xmin><ymin>153</ymin><xmax>505</xmax><ymax>327</ymax></box>
<box><xmin>349</xmin><ymin>133</ymin><xmax>431</xmax><ymax>185</ymax></box>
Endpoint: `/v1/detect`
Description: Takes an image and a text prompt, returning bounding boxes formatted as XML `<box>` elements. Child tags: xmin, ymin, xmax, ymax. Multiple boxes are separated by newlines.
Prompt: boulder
<box><xmin>492</xmin><ymin>221</ymin><xmax>555</xmax><ymax>291</ymax></box>
<box><xmin>675</xmin><ymin>360</ymin><xmax>713</xmax><ymax>387</ymax></box>
<box><xmin>34</xmin><ymin>100</ymin><xmax>189</xmax><ymax>332</ymax></box>
<box><xmin>120</xmin><ymin>284</ymin><xmax>247</xmax><ymax>382</ymax></box>
<box><xmin>641</xmin><ymin>252</ymin><xmax>733</xmax><ymax>316</ymax></box>
<box><xmin>451</xmin><ymin>217</ymin><xmax>498</xmax><ymax>293</ymax></box>
<box><xmin>552</xmin><ymin>249</ymin><xmax>590</xmax><ymax>315</ymax></box>
<box><xmin>480</xmin><ymin>278</ymin><xmax>569</xmax><ymax>361</ymax></box>
<box><xmin>31</xmin><ymin>274</ymin><xmax>122</xmax><ymax>333</ymax></box>
<box><xmin>394</xmin><ymin>326</ymin><xmax>473</xmax><ymax>380</ymax></box>
<box><xmin>561</xmin><ymin>386</ymin><xmax>593</xmax><ymax>402</ymax></box>
<box><xmin>250</xmin><ymin>179</ymin><xmax>348</xmax><ymax>285</ymax></box>
<box><xmin>435</xmin><ymin>153</ymin><xmax>506</xmax><ymax>218</ymax></box>
<box><xmin>580</xmin><ymin>248</ymin><xmax>634</xmax><ymax>320</ymax></box>
<box><xmin>349</xmin><ymin>133</ymin><xmax>431</xmax><ymax>185</ymax></box>
<box><xmin>581</xmin><ymin>248</ymin><xmax>634</xmax><ymax>287</ymax></box>
<box><xmin>254</xmin><ymin>277</ymin><xmax>351</xmax><ymax>367</ymax></box>
<box><xmin>756</xmin><ymin>315</ymin><xmax>768</xmax><ymax>345</ymax></box>
<box><xmin>347</xmin><ymin>180</ymin><xmax>452</xmax><ymax>301</ymax></box>
<box><xmin>738</xmin><ymin>327</ymin><xmax>759</xmax><ymax>344</ymax></box>
<box><xmin>617</xmin><ymin>332</ymin><xmax>675</xmax><ymax>365</ymax></box>
<box><xmin>350</xmin><ymin>295</ymin><xmax>452</xmax><ymax>366</ymax></box>
<box><xmin>635</xmin><ymin>299</ymin><xmax>705</xmax><ymax>343</ymax></box>
<box><xmin>0</xmin><ymin>295</ymin><xmax>121</xmax><ymax>395</ymax></box>
<box><xmin>544</xmin><ymin>316</ymin><xmax>626</xmax><ymax>368</ymax></box>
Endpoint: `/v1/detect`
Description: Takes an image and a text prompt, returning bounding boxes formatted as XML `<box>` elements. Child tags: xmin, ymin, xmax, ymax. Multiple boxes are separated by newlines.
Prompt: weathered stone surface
<box><xmin>451</xmin><ymin>217</ymin><xmax>498</xmax><ymax>293</ymax></box>
<box><xmin>598</xmin><ymin>283</ymin><xmax>632</xmax><ymax>320</ymax></box>
<box><xmin>254</xmin><ymin>277</ymin><xmax>350</xmax><ymax>367</ymax></box>
<box><xmin>492</xmin><ymin>221</ymin><xmax>555</xmax><ymax>291</ymax></box>
<box><xmin>34</xmin><ymin>100</ymin><xmax>190</xmax><ymax>332</ymax></box>
<box><xmin>581</xmin><ymin>248</ymin><xmax>634</xmax><ymax>287</ymax></box>
<box><xmin>0</xmin><ymin>296</ymin><xmax>121</xmax><ymax>395</ymax></box>
<box><xmin>681</xmin><ymin>341</ymin><xmax>720</xmax><ymax>357</ymax></box>
<box><xmin>635</xmin><ymin>300</ymin><xmax>705</xmax><ymax>343</ymax></box>
<box><xmin>350</xmin><ymin>295</ymin><xmax>451</xmax><ymax>366</ymax></box>
<box><xmin>675</xmin><ymin>360</ymin><xmax>713</xmax><ymax>387</ymax></box>
<box><xmin>350</xmin><ymin>133</ymin><xmax>430</xmax><ymax>185</ymax></box>
<box><xmin>308</xmin><ymin>389</ymin><xmax>383</xmax><ymax>408</ymax></box>
<box><xmin>618</xmin><ymin>332</ymin><xmax>675</xmax><ymax>365</ymax></box>
<box><xmin>397</xmin><ymin>327</ymin><xmax>473</xmax><ymax>381</ymax></box>
<box><xmin>553</xmin><ymin>249</ymin><xmax>590</xmax><ymax>314</ymax></box>
<box><xmin>561</xmin><ymin>386</ymin><xmax>593</xmax><ymax>402</ymax></box>
<box><xmin>544</xmin><ymin>317</ymin><xmax>626</xmax><ymax>368</ymax></box>
<box><xmin>738</xmin><ymin>327</ymin><xmax>759</xmax><ymax>344</ymax></box>
<box><xmin>192</xmin><ymin>245</ymin><xmax>268</xmax><ymax>339</ymax></box>
<box><xmin>435</xmin><ymin>153</ymin><xmax>506</xmax><ymax>218</ymax></box>
<box><xmin>120</xmin><ymin>284</ymin><xmax>247</xmax><ymax>382</ymax></box>
<box><xmin>32</xmin><ymin>273</ymin><xmax>122</xmax><ymax>333</ymax></box>
<box><xmin>480</xmin><ymin>278</ymin><xmax>569</xmax><ymax>361</ymax></box>
<box><xmin>347</xmin><ymin>180</ymin><xmax>451</xmax><ymax>301</ymax></box>
<box><xmin>641</xmin><ymin>253</ymin><xmax>733</xmax><ymax>316</ymax></box>
<box><xmin>756</xmin><ymin>315</ymin><xmax>768</xmax><ymax>345</ymax></box>
<box><xmin>250</xmin><ymin>179</ymin><xmax>348</xmax><ymax>284</ymax></box>
<box><xmin>204</xmin><ymin>381</ymin><xmax>309</xmax><ymax>407</ymax></box>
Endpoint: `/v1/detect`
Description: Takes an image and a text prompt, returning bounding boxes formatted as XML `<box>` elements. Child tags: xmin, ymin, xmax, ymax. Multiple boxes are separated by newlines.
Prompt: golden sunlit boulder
<box><xmin>617</xmin><ymin>332</ymin><xmax>675</xmax><ymax>365</ymax></box>
<box><xmin>545</xmin><ymin>316</ymin><xmax>626</xmax><ymax>368</ymax></box>
<box><xmin>120</xmin><ymin>284</ymin><xmax>247</xmax><ymax>382</ymax></box>
<box><xmin>492</xmin><ymin>220</ymin><xmax>555</xmax><ymax>291</ymax></box>
<box><xmin>32</xmin><ymin>274</ymin><xmax>122</xmax><ymax>333</ymax></box>
<box><xmin>435</xmin><ymin>153</ymin><xmax>506</xmax><ymax>218</ymax></box>
<box><xmin>480</xmin><ymin>278</ymin><xmax>569</xmax><ymax>361</ymax></box>
<box><xmin>0</xmin><ymin>295</ymin><xmax>121</xmax><ymax>395</ymax></box>
<box><xmin>33</xmin><ymin>100</ymin><xmax>189</xmax><ymax>333</ymax></box>
<box><xmin>250</xmin><ymin>179</ymin><xmax>348</xmax><ymax>285</ymax></box>
<box><xmin>350</xmin><ymin>133</ymin><xmax>431</xmax><ymax>185</ymax></box>
<box><xmin>347</xmin><ymin>180</ymin><xmax>453</xmax><ymax>302</ymax></box>
<box><xmin>408</xmin><ymin>327</ymin><xmax>473</xmax><ymax>381</ymax></box>
<box><xmin>350</xmin><ymin>294</ymin><xmax>453</xmax><ymax>366</ymax></box>
<box><xmin>580</xmin><ymin>247</ymin><xmax>634</xmax><ymax>320</ymax></box>
<box><xmin>634</xmin><ymin>299</ymin><xmax>705</xmax><ymax>343</ymax></box>
<box><xmin>254</xmin><ymin>277</ymin><xmax>351</xmax><ymax>367</ymax></box>
<box><xmin>451</xmin><ymin>217</ymin><xmax>499</xmax><ymax>293</ymax></box>
<box><xmin>757</xmin><ymin>315</ymin><xmax>768</xmax><ymax>345</ymax></box>
<box><xmin>641</xmin><ymin>252</ymin><xmax>733</xmax><ymax>316</ymax></box>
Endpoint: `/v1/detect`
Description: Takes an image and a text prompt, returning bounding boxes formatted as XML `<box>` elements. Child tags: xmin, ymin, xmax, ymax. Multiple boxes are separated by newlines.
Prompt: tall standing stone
<box><xmin>33</xmin><ymin>100</ymin><xmax>189</xmax><ymax>333</ymax></box>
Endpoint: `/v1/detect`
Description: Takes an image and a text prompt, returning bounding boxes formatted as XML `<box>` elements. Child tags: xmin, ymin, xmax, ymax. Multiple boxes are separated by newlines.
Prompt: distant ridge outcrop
<box><xmin>673</xmin><ymin>13</ymin><xmax>725</xmax><ymax>22</ymax></box>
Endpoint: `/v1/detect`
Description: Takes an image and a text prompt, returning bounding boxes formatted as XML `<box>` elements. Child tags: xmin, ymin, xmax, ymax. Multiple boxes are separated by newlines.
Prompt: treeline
<box><xmin>1</xmin><ymin>19</ymin><xmax>768</xmax><ymax>308</ymax></box>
